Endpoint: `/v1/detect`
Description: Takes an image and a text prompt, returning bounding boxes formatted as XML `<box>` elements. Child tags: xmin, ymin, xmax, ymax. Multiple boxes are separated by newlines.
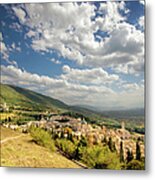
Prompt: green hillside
<box><xmin>0</xmin><ymin>83</ymin><xmax>144</xmax><ymax>132</ymax></box>
<box><xmin>0</xmin><ymin>83</ymin><xmax>68</xmax><ymax>111</ymax></box>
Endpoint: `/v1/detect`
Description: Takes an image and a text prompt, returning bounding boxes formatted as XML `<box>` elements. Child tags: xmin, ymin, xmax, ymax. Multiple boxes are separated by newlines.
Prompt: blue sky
<box><xmin>0</xmin><ymin>1</ymin><xmax>145</xmax><ymax>110</ymax></box>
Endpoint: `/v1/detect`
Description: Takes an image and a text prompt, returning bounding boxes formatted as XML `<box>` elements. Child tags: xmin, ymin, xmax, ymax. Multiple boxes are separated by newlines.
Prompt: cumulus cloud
<box><xmin>0</xmin><ymin>32</ymin><xmax>9</xmax><ymax>60</ymax></box>
<box><xmin>61</xmin><ymin>65</ymin><xmax>119</xmax><ymax>85</ymax></box>
<box><xmin>1</xmin><ymin>65</ymin><xmax>66</xmax><ymax>88</ymax></box>
<box><xmin>1</xmin><ymin>2</ymin><xmax>144</xmax><ymax>110</ymax></box>
<box><xmin>62</xmin><ymin>65</ymin><xmax>71</xmax><ymax>73</ymax></box>
<box><xmin>138</xmin><ymin>16</ymin><xmax>144</xmax><ymax>29</ymax></box>
<box><xmin>123</xmin><ymin>83</ymin><xmax>140</xmax><ymax>91</ymax></box>
<box><xmin>96</xmin><ymin>1</ymin><xmax>128</xmax><ymax>32</ymax></box>
<box><xmin>1</xmin><ymin>65</ymin><xmax>114</xmax><ymax>107</ymax></box>
<box><xmin>10</xmin><ymin>2</ymin><xmax>144</xmax><ymax>75</ymax></box>
<box><xmin>0</xmin><ymin>32</ymin><xmax>21</xmax><ymax>66</ymax></box>
<box><xmin>1</xmin><ymin>65</ymin><xmax>144</xmax><ymax>109</ymax></box>
<box><xmin>26</xmin><ymin>30</ymin><xmax>36</xmax><ymax>38</ymax></box>
<box><xmin>12</xmin><ymin>6</ymin><xmax>26</xmax><ymax>23</ymax></box>
<box><xmin>50</xmin><ymin>58</ymin><xmax>61</xmax><ymax>65</ymax></box>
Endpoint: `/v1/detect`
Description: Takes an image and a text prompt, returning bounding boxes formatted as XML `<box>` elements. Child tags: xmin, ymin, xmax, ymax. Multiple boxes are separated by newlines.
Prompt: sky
<box><xmin>0</xmin><ymin>1</ymin><xmax>145</xmax><ymax>110</ymax></box>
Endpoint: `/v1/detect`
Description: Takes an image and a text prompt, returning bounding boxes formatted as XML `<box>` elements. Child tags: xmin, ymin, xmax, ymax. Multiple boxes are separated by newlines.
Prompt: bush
<box><xmin>126</xmin><ymin>160</ymin><xmax>145</xmax><ymax>170</ymax></box>
<box><xmin>81</xmin><ymin>145</ymin><xmax>121</xmax><ymax>169</ymax></box>
<box><xmin>74</xmin><ymin>136</ymin><xmax>88</xmax><ymax>160</ymax></box>
<box><xmin>29</xmin><ymin>126</ymin><xmax>56</xmax><ymax>152</ymax></box>
<box><xmin>55</xmin><ymin>139</ymin><xmax>76</xmax><ymax>159</ymax></box>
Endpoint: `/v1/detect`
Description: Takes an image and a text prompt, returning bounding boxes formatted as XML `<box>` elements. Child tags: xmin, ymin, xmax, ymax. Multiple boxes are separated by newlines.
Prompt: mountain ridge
<box><xmin>0</xmin><ymin>83</ymin><xmax>144</xmax><ymax>120</ymax></box>
<box><xmin>0</xmin><ymin>83</ymin><xmax>68</xmax><ymax>111</ymax></box>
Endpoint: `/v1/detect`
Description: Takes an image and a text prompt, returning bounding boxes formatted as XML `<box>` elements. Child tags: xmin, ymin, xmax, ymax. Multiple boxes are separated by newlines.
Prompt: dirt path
<box><xmin>0</xmin><ymin>134</ymin><xmax>25</xmax><ymax>144</ymax></box>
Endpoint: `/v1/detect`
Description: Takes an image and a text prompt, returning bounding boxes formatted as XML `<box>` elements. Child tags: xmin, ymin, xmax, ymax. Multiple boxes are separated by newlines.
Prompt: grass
<box><xmin>0</xmin><ymin>113</ymin><xmax>16</xmax><ymax>121</ymax></box>
<box><xmin>0</xmin><ymin>126</ymin><xmax>81</xmax><ymax>168</ymax></box>
<box><xmin>0</xmin><ymin>126</ymin><xmax>20</xmax><ymax>140</ymax></box>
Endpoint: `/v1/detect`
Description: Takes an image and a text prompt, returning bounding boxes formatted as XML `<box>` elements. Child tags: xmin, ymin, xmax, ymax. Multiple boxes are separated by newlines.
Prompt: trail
<box><xmin>0</xmin><ymin>134</ymin><xmax>25</xmax><ymax>144</ymax></box>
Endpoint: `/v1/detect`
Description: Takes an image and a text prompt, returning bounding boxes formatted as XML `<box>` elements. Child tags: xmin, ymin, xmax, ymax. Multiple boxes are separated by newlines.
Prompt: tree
<box><xmin>75</xmin><ymin>136</ymin><xmax>88</xmax><ymax>160</ymax></box>
<box><xmin>108</xmin><ymin>137</ymin><xmax>113</xmax><ymax>151</ymax></box>
<box><xmin>55</xmin><ymin>139</ymin><xmax>76</xmax><ymax>159</ymax></box>
<box><xmin>8</xmin><ymin>117</ymin><xmax>12</xmax><ymax>122</ymax></box>
<box><xmin>108</xmin><ymin>137</ymin><xmax>116</xmax><ymax>152</ymax></box>
<box><xmin>81</xmin><ymin>145</ymin><xmax>121</xmax><ymax>169</ymax></box>
<box><xmin>60</xmin><ymin>131</ymin><xmax>64</xmax><ymax>139</ymax></box>
<box><xmin>136</xmin><ymin>138</ymin><xmax>141</xmax><ymax>160</ymax></box>
<box><xmin>103</xmin><ymin>136</ymin><xmax>107</xmax><ymax>144</ymax></box>
<box><xmin>126</xmin><ymin>148</ymin><xmax>134</xmax><ymax>163</ymax></box>
<box><xmin>79</xmin><ymin>136</ymin><xmax>88</xmax><ymax>147</ymax></box>
<box><xmin>120</xmin><ymin>141</ymin><xmax>124</xmax><ymax>163</ymax></box>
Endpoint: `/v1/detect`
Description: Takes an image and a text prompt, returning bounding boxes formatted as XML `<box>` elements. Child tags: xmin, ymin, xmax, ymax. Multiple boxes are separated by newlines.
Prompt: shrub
<box><xmin>126</xmin><ymin>160</ymin><xmax>145</xmax><ymax>170</ymax></box>
<box><xmin>55</xmin><ymin>139</ymin><xmax>76</xmax><ymax>159</ymax></box>
<box><xmin>74</xmin><ymin>136</ymin><xmax>88</xmax><ymax>160</ymax></box>
<box><xmin>29</xmin><ymin>126</ymin><xmax>56</xmax><ymax>152</ymax></box>
<box><xmin>81</xmin><ymin>145</ymin><xmax>121</xmax><ymax>169</ymax></box>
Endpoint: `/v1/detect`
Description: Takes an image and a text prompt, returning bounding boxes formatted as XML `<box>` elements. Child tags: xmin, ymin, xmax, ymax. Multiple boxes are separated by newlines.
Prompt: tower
<box><xmin>121</xmin><ymin>121</ymin><xmax>125</xmax><ymax>130</ymax></box>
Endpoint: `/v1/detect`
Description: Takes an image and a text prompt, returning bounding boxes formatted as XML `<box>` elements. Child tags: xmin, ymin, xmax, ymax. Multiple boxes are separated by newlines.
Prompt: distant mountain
<box><xmin>0</xmin><ymin>84</ymin><xmax>68</xmax><ymax>111</ymax></box>
<box><xmin>100</xmin><ymin>108</ymin><xmax>145</xmax><ymax>119</ymax></box>
<box><xmin>0</xmin><ymin>83</ymin><xmax>144</xmax><ymax>127</ymax></box>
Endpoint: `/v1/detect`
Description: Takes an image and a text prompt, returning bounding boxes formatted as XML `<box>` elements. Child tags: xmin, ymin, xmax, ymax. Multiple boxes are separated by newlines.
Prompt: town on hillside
<box><xmin>1</xmin><ymin>103</ymin><xmax>145</xmax><ymax>162</ymax></box>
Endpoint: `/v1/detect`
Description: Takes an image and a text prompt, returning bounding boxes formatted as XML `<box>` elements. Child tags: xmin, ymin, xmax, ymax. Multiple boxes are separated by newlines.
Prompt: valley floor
<box><xmin>0</xmin><ymin>126</ymin><xmax>81</xmax><ymax>168</ymax></box>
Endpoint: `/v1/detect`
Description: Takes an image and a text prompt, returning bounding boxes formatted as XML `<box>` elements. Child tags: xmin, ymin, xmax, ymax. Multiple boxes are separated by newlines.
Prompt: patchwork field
<box><xmin>0</xmin><ymin>126</ymin><xmax>81</xmax><ymax>168</ymax></box>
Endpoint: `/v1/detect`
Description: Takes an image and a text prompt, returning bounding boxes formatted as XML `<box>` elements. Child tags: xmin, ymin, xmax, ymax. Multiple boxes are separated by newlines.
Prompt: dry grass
<box><xmin>1</xmin><ymin>126</ymin><xmax>81</xmax><ymax>168</ymax></box>
<box><xmin>0</xmin><ymin>126</ymin><xmax>20</xmax><ymax>141</ymax></box>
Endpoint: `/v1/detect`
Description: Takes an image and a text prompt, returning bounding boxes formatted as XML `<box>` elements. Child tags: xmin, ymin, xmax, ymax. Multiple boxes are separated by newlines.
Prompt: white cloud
<box><xmin>1</xmin><ymin>65</ymin><xmax>144</xmax><ymax>109</ymax></box>
<box><xmin>0</xmin><ymin>33</ymin><xmax>21</xmax><ymax>64</ymax></box>
<box><xmin>62</xmin><ymin>65</ymin><xmax>71</xmax><ymax>73</ymax></box>
<box><xmin>26</xmin><ymin>30</ymin><xmax>37</xmax><ymax>38</ymax></box>
<box><xmin>97</xmin><ymin>1</ymin><xmax>129</xmax><ymax>32</ymax></box>
<box><xmin>12</xmin><ymin>6</ymin><xmax>26</xmax><ymax>24</ymax></box>
<box><xmin>61</xmin><ymin>65</ymin><xmax>119</xmax><ymax>85</ymax></box>
<box><xmin>123</xmin><ymin>83</ymin><xmax>140</xmax><ymax>91</ymax></box>
<box><xmin>83</xmin><ymin>22</ymin><xmax>144</xmax><ymax>75</ymax></box>
<box><xmin>139</xmin><ymin>1</ymin><xmax>145</xmax><ymax>6</ymax></box>
<box><xmin>50</xmin><ymin>58</ymin><xmax>61</xmax><ymax>65</ymax></box>
<box><xmin>1</xmin><ymin>2</ymin><xmax>144</xmax><ymax>110</ymax></box>
<box><xmin>11</xmin><ymin>2</ymin><xmax>144</xmax><ymax>76</ymax></box>
<box><xmin>138</xmin><ymin>16</ymin><xmax>144</xmax><ymax>29</ymax></box>
<box><xmin>10</xmin><ymin>1</ymin><xmax>144</xmax><ymax>74</ymax></box>
<box><xmin>10</xmin><ymin>42</ymin><xmax>21</xmax><ymax>52</ymax></box>
<box><xmin>1</xmin><ymin>65</ymin><xmax>66</xmax><ymax>88</ymax></box>
<box><xmin>0</xmin><ymin>32</ymin><xmax>9</xmax><ymax>60</ymax></box>
<box><xmin>1</xmin><ymin>65</ymin><xmax>114</xmax><ymax>107</ymax></box>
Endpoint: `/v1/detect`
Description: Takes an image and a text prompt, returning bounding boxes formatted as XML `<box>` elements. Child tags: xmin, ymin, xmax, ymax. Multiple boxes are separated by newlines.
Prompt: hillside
<box><xmin>0</xmin><ymin>83</ymin><xmax>68</xmax><ymax>111</ymax></box>
<box><xmin>0</xmin><ymin>83</ymin><xmax>144</xmax><ymax>130</ymax></box>
<box><xmin>100</xmin><ymin>109</ymin><xmax>145</xmax><ymax>119</ymax></box>
<box><xmin>0</xmin><ymin>126</ymin><xmax>81</xmax><ymax>168</ymax></box>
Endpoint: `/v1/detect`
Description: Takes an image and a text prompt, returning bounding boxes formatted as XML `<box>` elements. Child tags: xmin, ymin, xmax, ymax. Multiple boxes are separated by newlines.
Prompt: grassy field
<box><xmin>0</xmin><ymin>126</ymin><xmax>81</xmax><ymax>168</ymax></box>
<box><xmin>0</xmin><ymin>126</ymin><xmax>21</xmax><ymax>140</ymax></box>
